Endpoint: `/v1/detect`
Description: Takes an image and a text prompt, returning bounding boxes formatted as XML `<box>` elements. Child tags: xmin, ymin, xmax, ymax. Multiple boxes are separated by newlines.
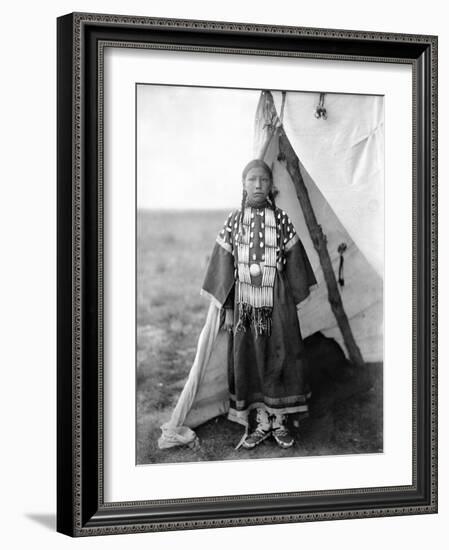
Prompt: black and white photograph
<box><xmin>136</xmin><ymin>84</ymin><xmax>384</xmax><ymax>465</ymax></box>
<box><xmin>1</xmin><ymin>0</ymin><xmax>442</xmax><ymax>545</ymax></box>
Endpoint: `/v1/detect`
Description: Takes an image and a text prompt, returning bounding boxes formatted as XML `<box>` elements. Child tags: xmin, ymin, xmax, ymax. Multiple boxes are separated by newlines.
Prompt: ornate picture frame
<box><xmin>57</xmin><ymin>12</ymin><xmax>437</xmax><ymax>536</ymax></box>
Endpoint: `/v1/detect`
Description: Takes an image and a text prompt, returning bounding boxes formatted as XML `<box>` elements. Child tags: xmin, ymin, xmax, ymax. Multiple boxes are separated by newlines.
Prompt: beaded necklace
<box><xmin>235</xmin><ymin>206</ymin><xmax>277</xmax><ymax>335</ymax></box>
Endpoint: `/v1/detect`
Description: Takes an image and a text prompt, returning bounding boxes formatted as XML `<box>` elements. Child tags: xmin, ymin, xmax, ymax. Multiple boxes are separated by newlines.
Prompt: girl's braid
<box><xmin>237</xmin><ymin>189</ymin><xmax>247</xmax><ymax>243</ymax></box>
<box><xmin>268</xmin><ymin>189</ymin><xmax>285</xmax><ymax>259</ymax></box>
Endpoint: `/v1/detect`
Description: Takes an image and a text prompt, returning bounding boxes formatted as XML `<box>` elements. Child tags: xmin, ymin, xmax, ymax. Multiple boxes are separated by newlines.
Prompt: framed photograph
<box><xmin>57</xmin><ymin>12</ymin><xmax>438</xmax><ymax>536</ymax></box>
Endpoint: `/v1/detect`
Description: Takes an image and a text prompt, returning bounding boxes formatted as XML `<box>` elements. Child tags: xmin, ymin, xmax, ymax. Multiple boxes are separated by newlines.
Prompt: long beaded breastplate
<box><xmin>236</xmin><ymin>207</ymin><xmax>277</xmax><ymax>335</ymax></box>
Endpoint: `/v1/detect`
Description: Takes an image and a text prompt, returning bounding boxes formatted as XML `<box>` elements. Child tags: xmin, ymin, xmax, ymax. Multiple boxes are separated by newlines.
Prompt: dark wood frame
<box><xmin>57</xmin><ymin>12</ymin><xmax>438</xmax><ymax>537</ymax></box>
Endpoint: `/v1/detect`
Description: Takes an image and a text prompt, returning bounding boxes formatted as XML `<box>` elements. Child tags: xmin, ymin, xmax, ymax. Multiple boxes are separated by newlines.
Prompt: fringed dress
<box><xmin>201</xmin><ymin>205</ymin><xmax>317</xmax><ymax>427</ymax></box>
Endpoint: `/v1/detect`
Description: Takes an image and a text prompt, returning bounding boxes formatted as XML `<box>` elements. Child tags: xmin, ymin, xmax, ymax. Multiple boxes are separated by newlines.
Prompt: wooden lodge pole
<box><xmin>277</xmin><ymin>126</ymin><xmax>365</xmax><ymax>367</ymax></box>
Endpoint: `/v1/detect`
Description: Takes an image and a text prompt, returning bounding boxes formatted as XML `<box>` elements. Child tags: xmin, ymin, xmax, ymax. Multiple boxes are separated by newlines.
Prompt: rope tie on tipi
<box><xmin>315</xmin><ymin>92</ymin><xmax>327</xmax><ymax>119</ymax></box>
<box><xmin>338</xmin><ymin>242</ymin><xmax>347</xmax><ymax>287</ymax></box>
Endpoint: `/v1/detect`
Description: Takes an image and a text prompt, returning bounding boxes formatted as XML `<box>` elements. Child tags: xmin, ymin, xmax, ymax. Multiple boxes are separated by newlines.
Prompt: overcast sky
<box><xmin>137</xmin><ymin>84</ymin><xmax>261</xmax><ymax>210</ymax></box>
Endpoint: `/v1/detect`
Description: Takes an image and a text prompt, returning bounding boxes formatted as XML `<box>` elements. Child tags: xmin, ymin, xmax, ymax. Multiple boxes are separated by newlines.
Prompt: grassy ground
<box><xmin>136</xmin><ymin>209</ymin><xmax>383</xmax><ymax>465</ymax></box>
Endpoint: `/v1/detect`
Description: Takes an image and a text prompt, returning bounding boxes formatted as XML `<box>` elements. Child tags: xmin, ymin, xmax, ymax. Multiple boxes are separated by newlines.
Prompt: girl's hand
<box><xmin>223</xmin><ymin>308</ymin><xmax>234</xmax><ymax>332</ymax></box>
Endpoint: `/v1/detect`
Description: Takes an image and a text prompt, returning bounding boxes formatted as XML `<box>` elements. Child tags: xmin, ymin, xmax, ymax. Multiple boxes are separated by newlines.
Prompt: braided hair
<box><xmin>268</xmin><ymin>188</ymin><xmax>285</xmax><ymax>263</ymax></box>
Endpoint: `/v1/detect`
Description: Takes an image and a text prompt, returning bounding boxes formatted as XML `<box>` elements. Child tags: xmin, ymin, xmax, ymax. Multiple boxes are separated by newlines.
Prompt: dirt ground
<box><xmin>136</xmin><ymin>209</ymin><xmax>383</xmax><ymax>465</ymax></box>
<box><xmin>137</xmin><ymin>356</ymin><xmax>383</xmax><ymax>465</ymax></box>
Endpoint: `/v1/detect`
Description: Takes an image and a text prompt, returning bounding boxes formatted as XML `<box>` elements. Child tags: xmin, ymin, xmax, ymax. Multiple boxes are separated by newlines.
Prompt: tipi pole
<box><xmin>278</xmin><ymin>126</ymin><xmax>365</xmax><ymax>367</ymax></box>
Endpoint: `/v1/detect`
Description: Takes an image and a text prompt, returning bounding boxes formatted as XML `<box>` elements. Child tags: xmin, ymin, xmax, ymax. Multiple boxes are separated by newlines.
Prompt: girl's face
<box><xmin>243</xmin><ymin>166</ymin><xmax>272</xmax><ymax>204</ymax></box>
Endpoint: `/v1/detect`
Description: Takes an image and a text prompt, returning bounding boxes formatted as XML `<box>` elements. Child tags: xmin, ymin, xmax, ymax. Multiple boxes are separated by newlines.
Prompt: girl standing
<box><xmin>201</xmin><ymin>159</ymin><xmax>317</xmax><ymax>449</ymax></box>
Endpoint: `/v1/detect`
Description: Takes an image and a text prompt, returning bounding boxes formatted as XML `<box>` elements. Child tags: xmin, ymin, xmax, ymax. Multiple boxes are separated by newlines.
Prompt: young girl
<box><xmin>201</xmin><ymin>159</ymin><xmax>317</xmax><ymax>449</ymax></box>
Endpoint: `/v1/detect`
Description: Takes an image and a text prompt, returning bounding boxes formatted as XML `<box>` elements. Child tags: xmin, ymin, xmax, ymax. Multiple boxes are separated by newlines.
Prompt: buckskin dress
<box><xmin>201</xmin><ymin>204</ymin><xmax>317</xmax><ymax>427</ymax></box>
